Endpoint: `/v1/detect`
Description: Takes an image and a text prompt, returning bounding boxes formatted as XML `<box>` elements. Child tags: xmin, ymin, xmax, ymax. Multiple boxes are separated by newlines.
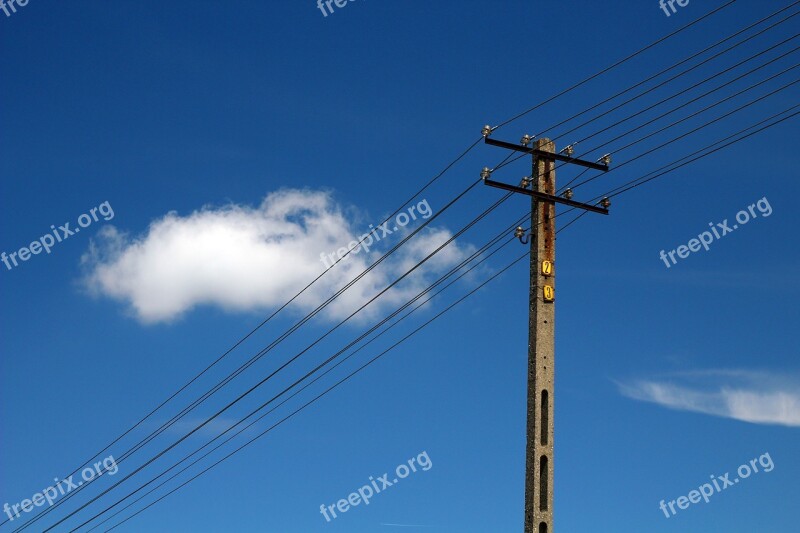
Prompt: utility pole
<box><xmin>480</xmin><ymin>128</ymin><xmax>611</xmax><ymax>533</ymax></box>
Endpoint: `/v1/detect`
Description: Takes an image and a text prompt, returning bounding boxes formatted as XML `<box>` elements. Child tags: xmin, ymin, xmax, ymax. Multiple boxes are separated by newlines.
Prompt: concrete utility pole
<box><xmin>524</xmin><ymin>138</ymin><xmax>556</xmax><ymax>532</ymax></box>
<box><xmin>480</xmin><ymin>129</ymin><xmax>611</xmax><ymax>533</ymax></box>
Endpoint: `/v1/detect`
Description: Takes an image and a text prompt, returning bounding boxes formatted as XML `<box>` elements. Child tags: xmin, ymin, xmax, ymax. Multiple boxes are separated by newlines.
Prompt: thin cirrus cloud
<box><xmin>616</xmin><ymin>369</ymin><xmax>800</xmax><ymax>427</ymax></box>
<box><xmin>81</xmin><ymin>188</ymin><xmax>474</xmax><ymax>324</ymax></box>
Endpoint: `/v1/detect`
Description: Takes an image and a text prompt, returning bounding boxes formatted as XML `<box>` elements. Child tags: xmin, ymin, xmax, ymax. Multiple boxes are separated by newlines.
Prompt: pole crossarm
<box><xmin>484</xmin><ymin>137</ymin><xmax>610</xmax><ymax>171</ymax></box>
<box><xmin>482</xmin><ymin>178</ymin><xmax>609</xmax><ymax>215</ymax></box>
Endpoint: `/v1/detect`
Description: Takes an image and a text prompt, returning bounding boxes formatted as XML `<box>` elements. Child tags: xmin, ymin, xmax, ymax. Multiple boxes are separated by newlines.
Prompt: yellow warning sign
<box><xmin>543</xmin><ymin>285</ymin><xmax>554</xmax><ymax>302</ymax></box>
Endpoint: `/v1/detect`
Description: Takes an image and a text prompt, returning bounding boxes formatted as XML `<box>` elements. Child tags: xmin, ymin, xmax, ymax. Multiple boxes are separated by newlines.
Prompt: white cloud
<box><xmin>81</xmin><ymin>189</ymin><xmax>474</xmax><ymax>324</ymax></box>
<box><xmin>616</xmin><ymin>369</ymin><xmax>800</xmax><ymax>427</ymax></box>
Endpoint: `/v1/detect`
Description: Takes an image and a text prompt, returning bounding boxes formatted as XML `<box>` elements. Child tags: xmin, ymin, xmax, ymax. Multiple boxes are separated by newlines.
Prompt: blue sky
<box><xmin>1</xmin><ymin>1</ymin><xmax>798</xmax><ymax>532</ymax></box>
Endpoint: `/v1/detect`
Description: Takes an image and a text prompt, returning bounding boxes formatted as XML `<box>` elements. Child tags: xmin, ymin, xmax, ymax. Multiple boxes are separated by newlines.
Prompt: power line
<box><xmin>62</xmin><ymin>210</ymin><xmax>589</xmax><ymax>529</ymax></box>
<box><xmin>484</xmin><ymin>12</ymin><xmax>785</xmax><ymax>177</ymax></box>
<box><xmin>98</xmin><ymin>36</ymin><xmax>786</xmax><ymax>508</ymax></box>
<box><xmin>596</xmin><ymin>69</ymin><xmax>799</xmax><ymax>157</ymax></box>
<box><xmin>493</xmin><ymin>50</ymin><xmax>798</xmax><ymax>197</ymax></box>
<box><xmin>605</xmin><ymin>108</ymin><xmax>800</xmax><ymax>198</ymax></box>
<box><xmin>548</xmin><ymin>14</ymin><xmax>799</xmax><ymax>143</ymax></box>
<box><xmin>1</xmin><ymin>138</ymin><xmax>488</xmax><ymax>533</ymax></box>
<box><xmin>12</xmin><ymin>178</ymin><xmax>490</xmax><ymax>533</ymax></box>
<box><xmin>78</xmin><ymin>214</ymin><xmax>532</xmax><ymax>531</ymax></box>
<box><xmin>22</xmin><ymin>11</ymin><xmax>718</xmax><ymax>510</ymax></box>
<box><xmin>11</xmin><ymin>8</ymin><xmax>747</xmax><ymax>523</ymax></box>
<box><xmin>109</xmin><ymin>181</ymin><xmax>484</xmax><ymax>461</ymax></box>
<box><xmin>4</xmin><ymin>3</ymin><xmax>748</xmax><ymax>529</ymax></box>
<box><xmin>568</xmin><ymin>86</ymin><xmax>800</xmax><ymax>193</ymax></box>
<box><xmin>36</xmin><ymin>188</ymin><xmax>519</xmax><ymax>533</ymax></box>
<box><xmin>558</xmin><ymin>167</ymin><xmax>592</xmax><ymax>193</ymax></box>
<box><xmin>88</xmin><ymin>208</ymin><xmax>604</xmax><ymax>531</ymax></box>
<box><xmin>19</xmin><ymin>179</ymin><xmax>492</xmax><ymax>531</ymax></box>
<box><xmin>65</xmin><ymin>105</ymin><xmax>799</xmax><ymax>532</ymax></box>
<box><xmin>495</xmin><ymin>0</ymin><xmax>738</xmax><ymax>128</ymax></box>
<box><xmin>19</xmin><ymin>43</ymin><xmax>691</xmax><ymax>522</ymax></box>
<box><xmin>103</xmin><ymin>249</ymin><xmax>534</xmax><ymax>532</ymax></box>
<box><xmin>494</xmin><ymin>22</ymin><xmax>799</xmax><ymax>174</ymax></box>
<box><xmin>568</xmin><ymin>37</ymin><xmax>799</xmax><ymax>147</ymax></box>
<box><xmin>531</xmin><ymin>1</ymin><xmax>798</xmax><ymax>139</ymax></box>
<box><xmin>75</xmin><ymin>146</ymin><xmax>730</xmax><ymax>528</ymax></box>
<box><xmin>105</xmin><ymin>79</ymin><xmax>800</xmax><ymax>533</ymax></box>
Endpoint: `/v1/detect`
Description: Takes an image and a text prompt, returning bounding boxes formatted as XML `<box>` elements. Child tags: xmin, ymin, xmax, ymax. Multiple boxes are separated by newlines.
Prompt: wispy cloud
<box><xmin>616</xmin><ymin>369</ymin><xmax>800</xmax><ymax>427</ymax></box>
<box><xmin>81</xmin><ymin>189</ymin><xmax>473</xmax><ymax>324</ymax></box>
